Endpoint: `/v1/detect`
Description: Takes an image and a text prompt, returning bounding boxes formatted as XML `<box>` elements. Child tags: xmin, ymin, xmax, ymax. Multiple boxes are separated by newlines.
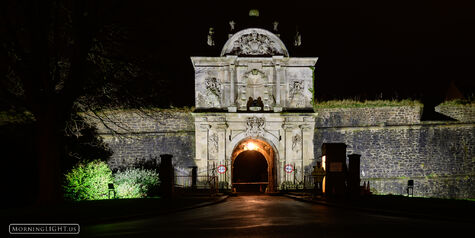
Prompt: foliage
<box><xmin>309</xmin><ymin>66</ymin><xmax>316</xmax><ymax>108</ymax></box>
<box><xmin>114</xmin><ymin>168</ymin><xmax>160</xmax><ymax>198</ymax></box>
<box><xmin>0</xmin><ymin>109</ymin><xmax>35</xmax><ymax>125</ymax></box>
<box><xmin>0</xmin><ymin>0</ymin><xmax>138</xmax><ymax>203</ymax></box>
<box><xmin>63</xmin><ymin>113</ymin><xmax>112</xmax><ymax>172</ymax></box>
<box><xmin>115</xmin><ymin>181</ymin><xmax>143</xmax><ymax>199</ymax></box>
<box><xmin>63</xmin><ymin>160</ymin><xmax>113</xmax><ymax>201</ymax></box>
<box><xmin>314</xmin><ymin>99</ymin><xmax>423</xmax><ymax>108</ymax></box>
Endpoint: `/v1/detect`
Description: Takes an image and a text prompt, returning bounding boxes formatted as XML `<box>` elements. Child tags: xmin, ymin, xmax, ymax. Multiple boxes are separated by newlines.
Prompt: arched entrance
<box><xmin>231</xmin><ymin>138</ymin><xmax>275</xmax><ymax>193</ymax></box>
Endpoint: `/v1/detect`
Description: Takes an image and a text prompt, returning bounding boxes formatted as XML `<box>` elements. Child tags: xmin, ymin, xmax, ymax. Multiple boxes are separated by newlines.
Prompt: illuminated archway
<box><xmin>231</xmin><ymin>138</ymin><xmax>276</xmax><ymax>192</ymax></box>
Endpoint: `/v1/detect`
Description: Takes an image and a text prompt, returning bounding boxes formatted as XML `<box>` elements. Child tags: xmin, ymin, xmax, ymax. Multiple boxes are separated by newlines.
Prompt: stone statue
<box><xmin>207</xmin><ymin>27</ymin><xmax>215</xmax><ymax>46</ymax></box>
<box><xmin>294</xmin><ymin>30</ymin><xmax>301</xmax><ymax>47</ymax></box>
<box><xmin>273</xmin><ymin>21</ymin><xmax>279</xmax><ymax>32</ymax></box>
<box><xmin>289</xmin><ymin>81</ymin><xmax>305</xmax><ymax>107</ymax></box>
<box><xmin>292</xmin><ymin>134</ymin><xmax>302</xmax><ymax>152</ymax></box>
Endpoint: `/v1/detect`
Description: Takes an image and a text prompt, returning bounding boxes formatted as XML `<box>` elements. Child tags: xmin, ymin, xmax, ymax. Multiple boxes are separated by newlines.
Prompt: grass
<box><xmin>439</xmin><ymin>99</ymin><xmax>475</xmax><ymax>106</ymax></box>
<box><xmin>314</xmin><ymin>99</ymin><xmax>423</xmax><ymax>109</ymax></box>
<box><xmin>92</xmin><ymin>106</ymin><xmax>195</xmax><ymax>113</ymax></box>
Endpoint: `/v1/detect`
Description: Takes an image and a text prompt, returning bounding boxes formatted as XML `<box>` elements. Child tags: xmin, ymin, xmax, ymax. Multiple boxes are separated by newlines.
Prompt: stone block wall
<box><xmin>102</xmin><ymin>133</ymin><xmax>195</xmax><ymax>171</ymax></box>
<box><xmin>83</xmin><ymin>109</ymin><xmax>194</xmax><ymax>134</ymax></box>
<box><xmin>435</xmin><ymin>104</ymin><xmax>475</xmax><ymax>122</ymax></box>
<box><xmin>85</xmin><ymin>105</ymin><xmax>475</xmax><ymax>198</ymax></box>
<box><xmin>83</xmin><ymin>109</ymin><xmax>195</xmax><ymax>171</ymax></box>
<box><xmin>315</xmin><ymin>106</ymin><xmax>422</xmax><ymax>127</ymax></box>
<box><xmin>314</xmin><ymin>123</ymin><xmax>475</xmax><ymax>198</ymax></box>
<box><xmin>313</xmin><ymin>106</ymin><xmax>475</xmax><ymax>199</ymax></box>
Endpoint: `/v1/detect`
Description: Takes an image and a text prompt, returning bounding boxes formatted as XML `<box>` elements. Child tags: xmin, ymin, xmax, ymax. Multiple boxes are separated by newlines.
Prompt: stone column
<box><xmin>282</xmin><ymin>123</ymin><xmax>296</xmax><ymax>183</ymax></box>
<box><xmin>275</xmin><ymin>65</ymin><xmax>281</xmax><ymax>105</ymax></box>
<box><xmin>273</xmin><ymin>56</ymin><xmax>283</xmax><ymax>112</ymax></box>
<box><xmin>227</xmin><ymin>56</ymin><xmax>237</xmax><ymax>112</ymax></box>
<box><xmin>214</xmin><ymin>122</ymin><xmax>228</xmax><ymax>188</ymax></box>
<box><xmin>301</xmin><ymin>124</ymin><xmax>314</xmax><ymax>177</ymax></box>
<box><xmin>195</xmin><ymin>122</ymin><xmax>211</xmax><ymax>173</ymax></box>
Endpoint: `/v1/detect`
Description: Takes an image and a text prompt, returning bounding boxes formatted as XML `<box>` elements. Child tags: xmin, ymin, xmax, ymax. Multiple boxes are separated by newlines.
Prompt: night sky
<box><xmin>104</xmin><ymin>1</ymin><xmax>474</xmax><ymax>112</ymax></box>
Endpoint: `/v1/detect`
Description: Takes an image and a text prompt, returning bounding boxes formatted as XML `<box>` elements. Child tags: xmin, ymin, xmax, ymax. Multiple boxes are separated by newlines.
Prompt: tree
<box><xmin>0</xmin><ymin>0</ymin><xmax>144</xmax><ymax>204</ymax></box>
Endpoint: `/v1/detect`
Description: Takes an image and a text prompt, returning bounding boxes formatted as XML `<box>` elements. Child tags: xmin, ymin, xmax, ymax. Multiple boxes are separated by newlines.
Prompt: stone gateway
<box><xmin>192</xmin><ymin>28</ymin><xmax>317</xmax><ymax>192</ymax></box>
<box><xmin>85</xmin><ymin>25</ymin><xmax>475</xmax><ymax>198</ymax></box>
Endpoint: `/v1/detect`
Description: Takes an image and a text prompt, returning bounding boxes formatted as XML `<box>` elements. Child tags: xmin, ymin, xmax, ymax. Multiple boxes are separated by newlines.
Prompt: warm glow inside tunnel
<box><xmin>232</xmin><ymin>139</ymin><xmax>274</xmax><ymax>193</ymax></box>
<box><xmin>233</xmin><ymin>151</ymin><xmax>268</xmax><ymax>183</ymax></box>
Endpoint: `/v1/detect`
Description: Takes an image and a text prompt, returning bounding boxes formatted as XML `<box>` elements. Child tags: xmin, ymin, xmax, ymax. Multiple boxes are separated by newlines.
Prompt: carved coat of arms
<box><xmin>245</xmin><ymin>116</ymin><xmax>265</xmax><ymax>137</ymax></box>
<box><xmin>230</xmin><ymin>31</ymin><xmax>279</xmax><ymax>56</ymax></box>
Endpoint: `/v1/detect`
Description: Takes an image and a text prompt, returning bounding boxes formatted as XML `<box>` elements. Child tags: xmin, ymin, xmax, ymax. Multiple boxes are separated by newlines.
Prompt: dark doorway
<box><xmin>232</xmin><ymin>150</ymin><xmax>268</xmax><ymax>192</ymax></box>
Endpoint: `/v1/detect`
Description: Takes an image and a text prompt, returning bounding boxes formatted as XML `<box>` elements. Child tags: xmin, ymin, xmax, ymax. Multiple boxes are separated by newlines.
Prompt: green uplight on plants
<box><xmin>63</xmin><ymin>160</ymin><xmax>113</xmax><ymax>201</ymax></box>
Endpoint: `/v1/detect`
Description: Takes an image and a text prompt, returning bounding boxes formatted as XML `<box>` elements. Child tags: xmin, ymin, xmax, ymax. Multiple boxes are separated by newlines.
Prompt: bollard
<box><xmin>191</xmin><ymin>166</ymin><xmax>198</xmax><ymax>190</ymax></box>
<box><xmin>348</xmin><ymin>154</ymin><xmax>361</xmax><ymax>199</ymax></box>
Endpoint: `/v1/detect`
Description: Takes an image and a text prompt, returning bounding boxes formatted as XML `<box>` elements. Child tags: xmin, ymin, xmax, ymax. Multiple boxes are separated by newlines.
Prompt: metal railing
<box><xmin>174</xmin><ymin>175</ymin><xmax>218</xmax><ymax>194</ymax></box>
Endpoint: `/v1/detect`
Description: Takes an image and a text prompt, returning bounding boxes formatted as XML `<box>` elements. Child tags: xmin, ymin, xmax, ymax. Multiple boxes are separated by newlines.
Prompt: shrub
<box><xmin>63</xmin><ymin>160</ymin><xmax>113</xmax><ymax>201</ymax></box>
<box><xmin>114</xmin><ymin>168</ymin><xmax>160</xmax><ymax>198</ymax></box>
<box><xmin>115</xmin><ymin>181</ymin><xmax>143</xmax><ymax>198</ymax></box>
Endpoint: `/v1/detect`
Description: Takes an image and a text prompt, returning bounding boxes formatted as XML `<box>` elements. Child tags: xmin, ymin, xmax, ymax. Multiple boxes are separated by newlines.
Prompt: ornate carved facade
<box><xmin>192</xmin><ymin>28</ymin><xmax>317</xmax><ymax>192</ymax></box>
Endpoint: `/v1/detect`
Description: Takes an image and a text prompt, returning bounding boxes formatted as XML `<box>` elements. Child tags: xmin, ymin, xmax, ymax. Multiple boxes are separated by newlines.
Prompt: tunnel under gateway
<box><xmin>231</xmin><ymin>139</ymin><xmax>275</xmax><ymax>193</ymax></box>
<box><xmin>233</xmin><ymin>150</ymin><xmax>268</xmax><ymax>192</ymax></box>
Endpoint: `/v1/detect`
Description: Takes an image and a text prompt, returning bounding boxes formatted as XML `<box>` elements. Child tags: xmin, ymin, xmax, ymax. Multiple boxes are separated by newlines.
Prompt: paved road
<box><xmin>82</xmin><ymin>195</ymin><xmax>471</xmax><ymax>238</ymax></box>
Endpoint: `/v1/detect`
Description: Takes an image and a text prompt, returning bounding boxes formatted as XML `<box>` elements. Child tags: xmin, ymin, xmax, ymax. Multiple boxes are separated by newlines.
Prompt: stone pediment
<box><xmin>220</xmin><ymin>28</ymin><xmax>289</xmax><ymax>57</ymax></box>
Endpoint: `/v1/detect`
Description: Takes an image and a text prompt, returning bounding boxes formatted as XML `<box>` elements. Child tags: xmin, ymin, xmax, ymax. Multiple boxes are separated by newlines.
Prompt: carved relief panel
<box><xmin>245</xmin><ymin>116</ymin><xmax>265</xmax><ymax>137</ymax></box>
<box><xmin>221</xmin><ymin>28</ymin><xmax>289</xmax><ymax>57</ymax></box>
<box><xmin>284</xmin><ymin>66</ymin><xmax>314</xmax><ymax>109</ymax></box>
<box><xmin>289</xmin><ymin>80</ymin><xmax>305</xmax><ymax>108</ymax></box>
<box><xmin>237</xmin><ymin>69</ymin><xmax>275</xmax><ymax>111</ymax></box>
<box><xmin>197</xmin><ymin>75</ymin><xmax>222</xmax><ymax>108</ymax></box>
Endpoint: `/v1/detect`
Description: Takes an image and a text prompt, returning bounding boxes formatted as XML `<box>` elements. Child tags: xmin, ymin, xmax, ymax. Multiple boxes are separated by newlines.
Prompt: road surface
<box><xmin>82</xmin><ymin>195</ymin><xmax>471</xmax><ymax>237</ymax></box>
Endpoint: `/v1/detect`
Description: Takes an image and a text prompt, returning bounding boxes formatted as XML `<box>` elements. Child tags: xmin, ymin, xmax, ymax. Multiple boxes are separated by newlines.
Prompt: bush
<box><xmin>63</xmin><ymin>160</ymin><xmax>113</xmax><ymax>201</ymax></box>
<box><xmin>115</xmin><ymin>181</ymin><xmax>143</xmax><ymax>198</ymax></box>
<box><xmin>114</xmin><ymin>168</ymin><xmax>160</xmax><ymax>198</ymax></box>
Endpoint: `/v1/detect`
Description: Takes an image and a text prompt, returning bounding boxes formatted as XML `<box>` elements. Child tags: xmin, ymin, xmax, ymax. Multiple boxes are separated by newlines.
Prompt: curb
<box><xmin>82</xmin><ymin>195</ymin><xmax>229</xmax><ymax>225</ymax></box>
<box><xmin>284</xmin><ymin>194</ymin><xmax>474</xmax><ymax>223</ymax></box>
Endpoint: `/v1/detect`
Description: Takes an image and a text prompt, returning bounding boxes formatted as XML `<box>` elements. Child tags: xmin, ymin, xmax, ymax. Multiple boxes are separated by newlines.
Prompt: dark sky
<box><xmin>111</xmin><ymin>1</ymin><xmax>475</xmax><ymax>108</ymax></box>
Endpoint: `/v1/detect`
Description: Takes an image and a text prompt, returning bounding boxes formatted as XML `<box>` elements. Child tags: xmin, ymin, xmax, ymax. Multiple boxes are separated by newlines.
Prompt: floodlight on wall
<box><xmin>244</xmin><ymin>142</ymin><xmax>258</xmax><ymax>151</ymax></box>
<box><xmin>321</xmin><ymin>155</ymin><xmax>327</xmax><ymax>194</ymax></box>
<box><xmin>321</xmin><ymin>155</ymin><xmax>326</xmax><ymax>171</ymax></box>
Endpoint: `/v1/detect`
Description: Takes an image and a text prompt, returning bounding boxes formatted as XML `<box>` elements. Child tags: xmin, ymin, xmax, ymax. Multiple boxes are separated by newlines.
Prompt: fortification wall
<box><xmin>85</xmin><ymin>105</ymin><xmax>475</xmax><ymax>198</ymax></box>
<box><xmin>315</xmin><ymin>106</ymin><xmax>422</xmax><ymax>127</ymax></box>
<box><xmin>435</xmin><ymin>104</ymin><xmax>475</xmax><ymax>123</ymax></box>
<box><xmin>314</xmin><ymin>106</ymin><xmax>474</xmax><ymax>198</ymax></box>
<box><xmin>83</xmin><ymin>109</ymin><xmax>195</xmax><ymax>171</ymax></box>
<box><xmin>314</xmin><ymin>123</ymin><xmax>475</xmax><ymax>198</ymax></box>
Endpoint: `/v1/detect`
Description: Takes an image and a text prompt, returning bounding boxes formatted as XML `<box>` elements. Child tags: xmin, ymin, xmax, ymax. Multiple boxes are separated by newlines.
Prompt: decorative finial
<box><xmin>294</xmin><ymin>29</ymin><xmax>301</xmax><ymax>47</ymax></box>
<box><xmin>249</xmin><ymin>9</ymin><xmax>259</xmax><ymax>17</ymax></box>
<box><xmin>229</xmin><ymin>20</ymin><xmax>236</xmax><ymax>31</ymax></box>
<box><xmin>273</xmin><ymin>21</ymin><xmax>279</xmax><ymax>32</ymax></box>
<box><xmin>207</xmin><ymin>27</ymin><xmax>215</xmax><ymax>46</ymax></box>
